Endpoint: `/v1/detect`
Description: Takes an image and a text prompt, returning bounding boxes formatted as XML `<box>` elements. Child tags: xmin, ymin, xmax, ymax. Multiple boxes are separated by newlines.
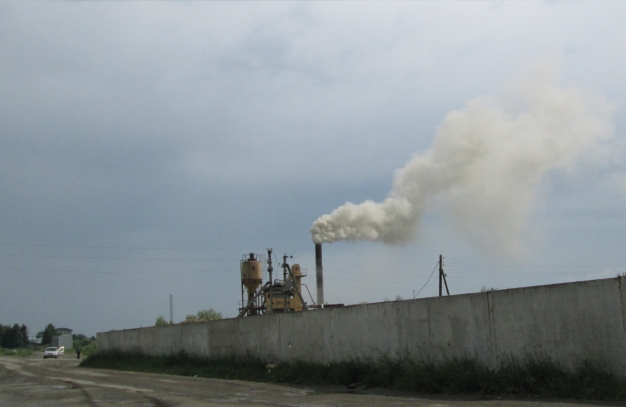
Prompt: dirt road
<box><xmin>0</xmin><ymin>354</ymin><xmax>622</xmax><ymax>407</ymax></box>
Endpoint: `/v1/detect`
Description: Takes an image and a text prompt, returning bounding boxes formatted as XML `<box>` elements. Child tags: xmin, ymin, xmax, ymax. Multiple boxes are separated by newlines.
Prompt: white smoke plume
<box><xmin>310</xmin><ymin>68</ymin><xmax>613</xmax><ymax>255</ymax></box>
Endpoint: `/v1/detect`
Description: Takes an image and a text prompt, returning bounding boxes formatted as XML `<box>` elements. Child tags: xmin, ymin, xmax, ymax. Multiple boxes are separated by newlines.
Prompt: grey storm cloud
<box><xmin>0</xmin><ymin>1</ymin><xmax>625</xmax><ymax>336</ymax></box>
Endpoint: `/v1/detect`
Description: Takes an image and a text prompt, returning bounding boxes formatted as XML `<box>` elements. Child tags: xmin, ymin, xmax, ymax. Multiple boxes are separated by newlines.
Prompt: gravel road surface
<box><xmin>0</xmin><ymin>354</ymin><xmax>623</xmax><ymax>407</ymax></box>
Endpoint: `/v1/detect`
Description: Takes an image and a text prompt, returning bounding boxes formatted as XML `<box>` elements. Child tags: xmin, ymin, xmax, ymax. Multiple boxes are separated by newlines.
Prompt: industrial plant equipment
<box><xmin>240</xmin><ymin>253</ymin><xmax>265</xmax><ymax>315</ymax></box>
<box><xmin>238</xmin><ymin>249</ymin><xmax>311</xmax><ymax>317</ymax></box>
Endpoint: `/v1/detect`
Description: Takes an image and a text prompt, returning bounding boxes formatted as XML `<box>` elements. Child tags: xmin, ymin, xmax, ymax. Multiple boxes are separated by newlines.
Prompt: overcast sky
<box><xmin>1</xmin><ymin>1</ymin><xmax>626</xmax><ymax>337</ymax></box>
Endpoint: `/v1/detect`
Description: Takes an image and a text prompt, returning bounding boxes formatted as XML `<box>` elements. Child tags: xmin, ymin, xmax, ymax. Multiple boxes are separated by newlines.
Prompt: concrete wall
<box><xmin>97</xmin><ymin>277</ymin><xmax>626</xmax><ymax>375</ymax></box>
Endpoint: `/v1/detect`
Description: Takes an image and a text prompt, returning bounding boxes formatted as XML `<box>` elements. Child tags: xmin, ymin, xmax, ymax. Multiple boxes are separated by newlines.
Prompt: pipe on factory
<box><xmin>315</xmin><ymin>243</ymin><xmax>324</xmax><ymax>306</ymax></box>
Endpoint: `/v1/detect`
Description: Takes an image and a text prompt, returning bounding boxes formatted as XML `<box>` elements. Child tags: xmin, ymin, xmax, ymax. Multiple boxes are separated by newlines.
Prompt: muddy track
<box><xmin>2</xmin><ymin>355</ymin><xmax>625</xmax><ymax>407</ymax></box>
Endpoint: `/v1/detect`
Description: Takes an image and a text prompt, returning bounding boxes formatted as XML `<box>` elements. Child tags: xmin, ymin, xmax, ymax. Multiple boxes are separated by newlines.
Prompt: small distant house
<box><xmin>52</xmin><ymin>328</ymin><xmax>73</xmax><ymax>349</ymax></box>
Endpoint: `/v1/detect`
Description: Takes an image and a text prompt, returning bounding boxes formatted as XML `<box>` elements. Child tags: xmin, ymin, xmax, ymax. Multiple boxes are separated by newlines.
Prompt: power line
<box><xmin>298</xmin><ymin>257</ymin><xmax>448</xmax><ymax>273</ymax></box>
<box><xmin>0</xmin><ymin>242</ymin><xmax>249</xmax><ymax>251</ymax></box>
<box><xmin>0</xmin><ymin>253</ymin><xmax>237</xmax><ymax>261</ymax></box>
<box><xmin>413</xmin><ymin>262</ymin><xmax>439</xmax><ymax>299</ymax></box>
<box><xmin>322</xmin><ymin>268</ymin><xmax>438</xmax><ymax>279</ymax></box>
<box><xmin>325</xmin><ymin>276</ymin><xmax>410</xmax><ymax>285</ymax></box>
<box><xmin>445</xmin><ymin>258</ymin><xmax>623</xmax><ymax>270</ymax></box>
<box><xmin>0</xmin><ymin>267</ymin><xmax>234</xmax><ymax>274</ymax></box>
<box><xmin>443</xmin><ymin>266</ymin><xmax>615</xmax><ymax>277</ymax></box>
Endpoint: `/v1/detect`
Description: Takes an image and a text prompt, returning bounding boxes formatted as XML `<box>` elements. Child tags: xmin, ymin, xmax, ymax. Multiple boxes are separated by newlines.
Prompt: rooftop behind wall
<box><xmin>96</xmin><ymin>276</ymin><xmax>626</xmax><ymax>376</ymax></box>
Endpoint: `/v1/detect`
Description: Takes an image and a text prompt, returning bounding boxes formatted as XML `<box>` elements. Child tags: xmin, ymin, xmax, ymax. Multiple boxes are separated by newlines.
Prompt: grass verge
<box><xmin>0</xmin><ymin>347</ymin><xmax>36</xmax><ymax>357</ymax></box>
<box><xmin>80</xmin><ymin>350</ymin><xmax>626</xmax><ymax>401</ymax></box>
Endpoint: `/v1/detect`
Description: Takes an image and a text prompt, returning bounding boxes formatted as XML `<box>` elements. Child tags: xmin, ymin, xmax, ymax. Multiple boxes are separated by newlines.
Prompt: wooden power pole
<box><xmin>438</xmin><ymin>255</ymin><xmax>450</xmax><ymax>297</ymax></box>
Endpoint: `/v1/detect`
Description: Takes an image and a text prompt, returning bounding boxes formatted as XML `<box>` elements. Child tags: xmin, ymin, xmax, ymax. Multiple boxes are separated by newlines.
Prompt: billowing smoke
<box><xmin>310</xmin><ymin>69</ymin><xmax>613</xmax><ymax>255</ymax></box>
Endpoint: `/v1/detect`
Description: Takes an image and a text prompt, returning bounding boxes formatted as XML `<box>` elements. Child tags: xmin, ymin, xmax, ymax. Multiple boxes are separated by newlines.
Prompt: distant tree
<box><xmin>480</xmin><ymin>285</ymin><xmax>498</xmax><ymax>292</ymax></box>
<box><xmin>155</xmin><ymin>316</ymin><xmax>169</xmax><ymax>326</ymax></box>
<box><xmin>195</xmin><ymin>308</ymin><xmax>222</xmax><ymax>321</ymax></box>
<box><xmin>0</xmin><ymin>325</ymin><xmax>7</xmax><ymax>345</ymax></box>
<box><xmin>0</xmin><ymin>325</ymin><xmax>16</xmax><ymax>348</ymax></box>
<box><xmin>19</xmin><ymin>325</ymin><xmax>28</xmax><ymax>347</ymax></box>
<box><xmin>72</xmin><ymin>333</ymin><xmax>94</xmax><ymax>349</ymax></box>
<box><xmin>184</xmin><ymin>309</ymin><xmax>222</xmax><ymax>322</ymax></box>
<box><xmin>0</xmin><ymin>324</ymin><xmax>28</xmax><ymax>348</ymax></box>
<box><xmin>41</xmin><ymin>323</ymin><xmax>57</xmax><ymax>345</ymax></box>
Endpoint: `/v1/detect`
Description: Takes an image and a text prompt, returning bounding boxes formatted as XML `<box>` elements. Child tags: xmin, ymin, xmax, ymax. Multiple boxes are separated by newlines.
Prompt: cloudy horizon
<box><xmin>1</xmin><ymin>1</ymin><xmax>626</xmax><ymax>337</ymax></box>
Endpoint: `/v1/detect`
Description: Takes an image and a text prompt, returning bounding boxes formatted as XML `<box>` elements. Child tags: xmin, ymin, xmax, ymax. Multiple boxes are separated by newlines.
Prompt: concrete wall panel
<box><xmin>238</xmin><ymin>314</ymin><xmax>281</xmax><ymax>360</ymax></box>
<box><xmin>181</xmin><ymin>323</ymin><xmax>209</xmax><ymax>356</ymax></box>
<box><xmin>434</xmin><ymin>293</ymin><xmax>491</xmax><ymax>362</ymax></box>
<box><xmin>327</xmin><ymin>305</ymin><xmax>378</xmax><ymax>360</ymax></box>
<box><xmin>121</xmin><ymin>329</ymin><xmax>139</xmax><ymax>352</ymax></box>
<box><xmin>396</xmin><ymin>297</ymin><xmax>432</xmax><ymax>358</ymax></box>
<box><xmin>276</xmin><ymin>309</ymin><xmax>331</xmax><ymax>362</ymax></box>
<box><xmin>97</xmin><ymin>277</ymin><xmax>626</xmax><ymax>375</ymax></box>
<box><xmin>319</xmin><ymin>302</ymin><xmax>405</xmax><ymax>361</ymax></box>
<box><xmin>206</xmin><ymin>319</ymin><xmax>239</xmax><ymax>358</ymax></box>
<box><xmin>617</xmin><ymin>275</ymin><xmax>626</xmax><ymax>356</ymax></box>
<box><xmin>137</xmin><ymin>327</ymin><xmax>159</xmax><ymax>354</ymax></box>
<box><xmin>490</xmin><ymin>278</ymin><xmax>626</xmax><ymax>374</ymax></box>
<box><xmin>156</xmin><ymin>324</ymin><xmax>182</xmax><ymax>355</ymax></box>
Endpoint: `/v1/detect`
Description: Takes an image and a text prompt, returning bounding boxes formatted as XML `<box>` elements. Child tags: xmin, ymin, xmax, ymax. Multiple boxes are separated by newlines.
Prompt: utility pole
<box><xmin>438</xmin><ymin>255</ymin><xmax>450</xmax><ymax>297</ymax></box>
<box><xmin>169</xmin><ymin>294</ymin><xmax>173</xmax><ymax>324</ymax></box>
<box><xmin>439</xmin><ymin>255</ymin><xmax>443</xmax><ymax>297</ymax></box>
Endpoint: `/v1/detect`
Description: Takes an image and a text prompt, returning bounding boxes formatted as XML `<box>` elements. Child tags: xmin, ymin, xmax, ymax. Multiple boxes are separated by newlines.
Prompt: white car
<box><xmin>43</xmin><ymin>346</ymin><xmax>64</xmax><ymax>359</ymax></box>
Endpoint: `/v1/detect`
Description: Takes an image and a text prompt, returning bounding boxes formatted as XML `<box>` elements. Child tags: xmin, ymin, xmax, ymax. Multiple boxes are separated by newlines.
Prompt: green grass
<box><xmin>79</xmin><ymin>341</ymin><xmax>97</xmax><ymax>357</ymax></box>
<box><xmin>80</xmin><ymin>350</ymin><xmax>626</xmax><ymax>401</ymax></box>
<box><xmin>0</xmin><ymin>346</ymin><xmax>36</xmax><ymax>357</ymax></box>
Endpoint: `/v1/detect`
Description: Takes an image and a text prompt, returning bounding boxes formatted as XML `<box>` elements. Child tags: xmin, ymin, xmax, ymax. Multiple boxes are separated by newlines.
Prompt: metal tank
<box><xmin>237</xmin><ymin>250</ymin><xmax>313</xmax><ymax>318</ymax></box>
<box><xmin>240</xmin><ymin>253</ymin><xmax>263</xmax><ymax>315</ymax></box>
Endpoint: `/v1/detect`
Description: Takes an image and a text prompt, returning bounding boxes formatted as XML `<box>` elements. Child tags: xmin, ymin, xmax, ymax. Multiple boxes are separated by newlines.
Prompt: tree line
<box><xmin>0</xmin><ymin>324</ymin><xmax>28</xmax><ymax>348</ymax></box>
<box><xmin>0</xmin><ymin>322</ymin><xmax>95</xmax><ymax>349</ymax></box>
<box><xmin>155</xmin><ymin>308</ymin><xmax>222</xmax><ymax>326</ymax></box>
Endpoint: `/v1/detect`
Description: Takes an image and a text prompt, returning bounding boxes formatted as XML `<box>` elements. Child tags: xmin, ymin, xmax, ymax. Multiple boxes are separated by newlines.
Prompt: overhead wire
<box><xmin>0</xmin><ymin>242</ymin><xmax>248</xmax><ymax>251</ymax></box>
<box><xmin>0</xmin><ymin>267</ymin><xmax>234</xmax><ymax>274</ymax></box>
<box><xmin>4</xmin><ymin>253</ymin><xmax>619</xmax><ymax>273</ymax></box>
<box><xmin>296</xmin><ymin>256</ymin><xmax>429</xmax><ymax>273</ymax></box>
<box><xmin>445</xmin><ymin>257</ymin><xmax>624</xmax><ymax>270</ymax></box>
<box><xmin>412</xmin><ymin>261</ymin><xmax>439</xmax><ymax>299</ymax></box>
<box><xmin>0</xmin><ymin>253</ymin><xmax>238</xmax><ymax>261</ymax></box>
<box><xmin>1</xmin><ymin>241</ymin><xmax>623</xmax><ymax>287</ymax></box>
<box><xmin>326</xmin><ymin>276</ymin><xmax>410</xmax><ymax>285</ymax></box>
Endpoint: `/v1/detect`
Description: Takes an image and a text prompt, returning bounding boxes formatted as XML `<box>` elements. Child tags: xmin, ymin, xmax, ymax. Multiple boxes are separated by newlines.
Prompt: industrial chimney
<box><xmin>315</xmin><ymin>243</ymin><xmax>324</xmax><ymax>306</ymax></box>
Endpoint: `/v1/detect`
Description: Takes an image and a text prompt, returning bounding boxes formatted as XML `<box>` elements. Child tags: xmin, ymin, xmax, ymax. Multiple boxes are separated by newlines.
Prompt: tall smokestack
<box><xmin>315</xmin><ymin>243</ymin><xmax>324</xmax><ymax>306</ymax></box>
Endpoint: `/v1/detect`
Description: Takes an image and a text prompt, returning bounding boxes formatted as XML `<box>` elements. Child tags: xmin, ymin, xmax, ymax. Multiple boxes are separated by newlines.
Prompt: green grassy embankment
<box><xmin>80</xmin><ymin>350</ymin><xmax>626</xmax><ymax>401</ymax></box>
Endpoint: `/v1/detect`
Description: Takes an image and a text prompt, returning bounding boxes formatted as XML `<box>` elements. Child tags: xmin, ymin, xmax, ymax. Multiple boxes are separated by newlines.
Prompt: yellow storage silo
<box><xmin>241</xmin><ymin>253</ymin><xmax>263</xmax><ymax>315</ymax></box>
